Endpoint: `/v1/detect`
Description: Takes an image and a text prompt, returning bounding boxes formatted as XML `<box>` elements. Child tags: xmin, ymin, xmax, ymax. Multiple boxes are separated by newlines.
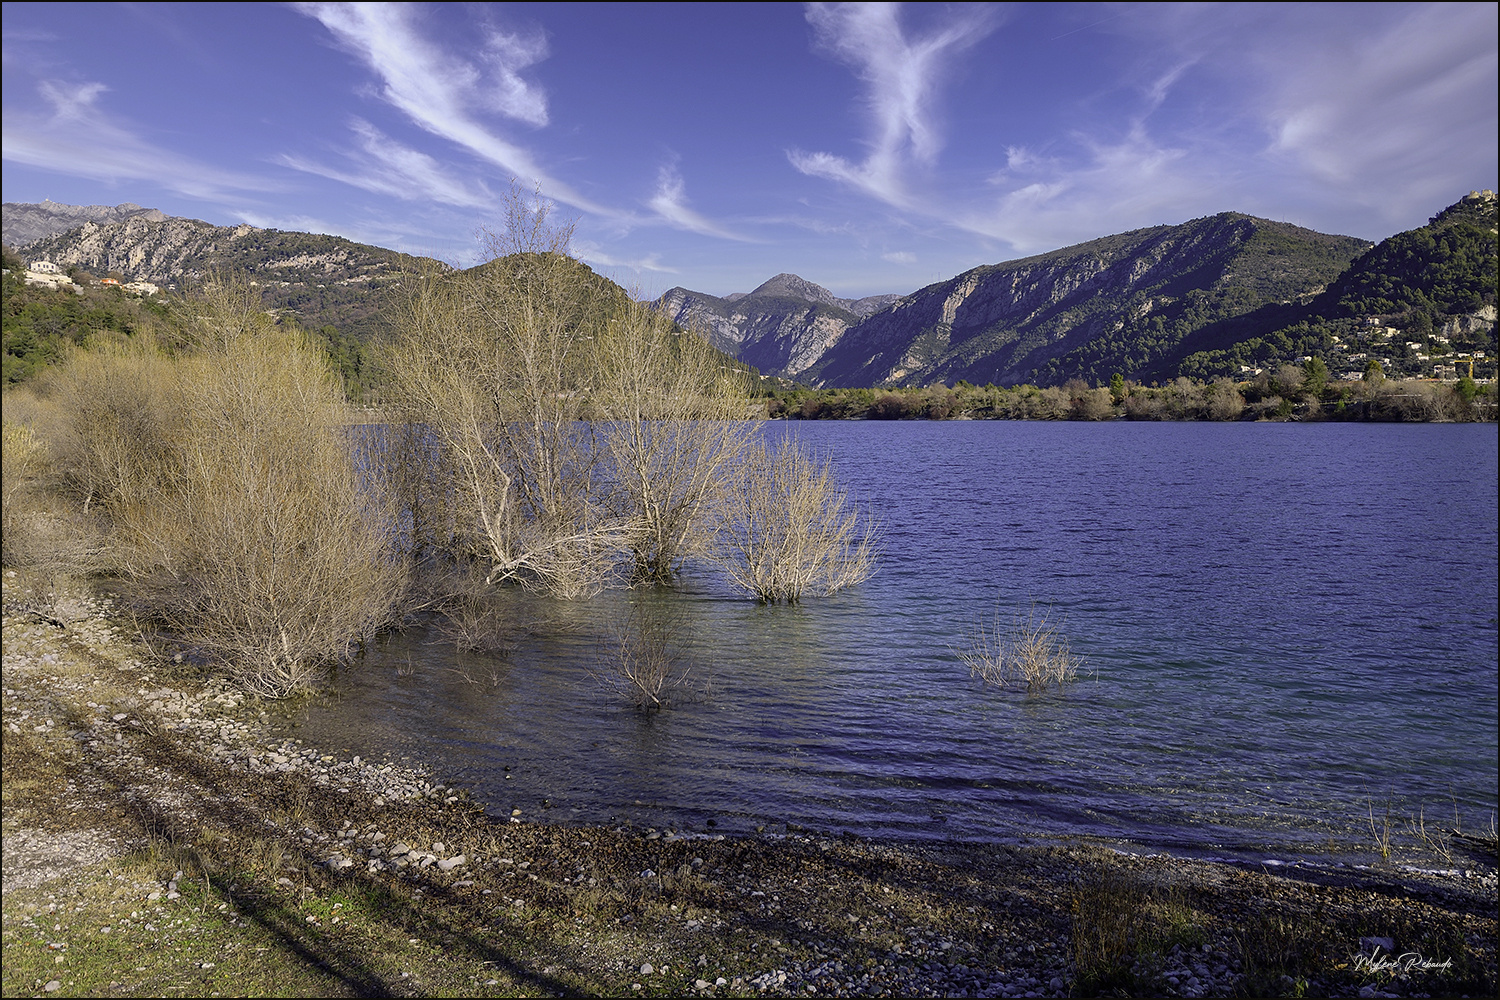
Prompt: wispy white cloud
<box><xmin>294</xmin><ymin>1</ymin><xmax>616</xmax><ymax>216</ymax></box>
<box><xmin>788</xmin><ymin>2</ymin><xmax>998</xmax><ymax>207</ymax></box>
<box><xmin>1255</xmin><ymin>3</ymin><xmax>1497</xmax><ymax>213</ymax></box>
<box><xmin>1</xmin><ymin>79</ymin><xmax>278</xmax><ymax>199</ymax></box>
<box><xmin>574</xmin><ymin>240</ymin><xmax>678</xmax><ymax>275</ymax></box>
<box><xmin>796</xmin><ymin>2</ymin><xmax>1495</xmax><ymax>258</ymax></box>
<box><xmin>647</xmin><ymin>160</ymin><xmax>753</xmax><ymax>241</ymax></box>
<box><xmin>279</xmin><ymin>118</ymin><xmax>495</xmax><ymax>210</ymax></box>
<box><xmin>1094</xmin><ymin>2</ymin><xmax>1498</xmax><ymax>231</ymax></box>
<box><xmin>974</xmin><ymin>125</ymin><xmax>1207</xmax><ymax>252</ymax></box>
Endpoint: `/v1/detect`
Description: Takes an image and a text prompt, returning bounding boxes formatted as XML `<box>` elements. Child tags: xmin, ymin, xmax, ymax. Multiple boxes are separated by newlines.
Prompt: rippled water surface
<box><xmin>282</xmin><ymin>422</ymin><xmax>1498</xmax><ymax>860</ymax></box>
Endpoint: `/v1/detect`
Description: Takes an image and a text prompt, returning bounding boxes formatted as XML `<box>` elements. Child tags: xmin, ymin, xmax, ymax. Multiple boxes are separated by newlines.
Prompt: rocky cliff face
<box><xmin>19</xmin><ymin>213</ymin><xmax>412</xmax><ymax>288</ymax></box>
<box><xmin>653</xmin><ymin>273</ymin><xmax>900</xmax><ymax>378</ymax></box>
<box><xmin>806</xmin><ymin>213</ymin><xmax>1369</xmax><ymax>387</ymax></box>
<box><xmin>12</xmin><ymin>204</ymin><xmax>426</xmax><ymax>341</ymax></box>
<box><xmin>23</xmin><ymin>215</ymin><xmax>248</xmax><ymax>282</ymax></box>
<box><xmin>2</xmin><ymin>200</ymin><xmax>166</xmax><ymax>248</ymax></box>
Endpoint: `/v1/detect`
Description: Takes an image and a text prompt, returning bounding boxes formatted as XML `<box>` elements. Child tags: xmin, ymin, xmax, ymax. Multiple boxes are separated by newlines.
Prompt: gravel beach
<box><xmin>3</xmin><ymin>569</ymin><xmax>1495</xmax><ymax>998</ymax></box>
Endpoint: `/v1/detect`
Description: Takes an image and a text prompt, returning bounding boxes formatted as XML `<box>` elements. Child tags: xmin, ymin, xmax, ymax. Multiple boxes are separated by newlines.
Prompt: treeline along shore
<box><xmin>757</xmin><ymin>370</ymin><xmax>1497</xmax><ymax>423</ymax></box>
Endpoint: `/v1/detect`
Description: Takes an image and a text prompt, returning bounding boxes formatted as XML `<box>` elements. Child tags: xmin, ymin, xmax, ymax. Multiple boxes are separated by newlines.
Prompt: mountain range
<box><xmin>653</xmin><ymin>274</ymin><xmax>899</xmax><ymax>378</ymax></box>
<box><xmin>5</xmin><ymin>192</ymin><xmax>1495</xmax><ymax>387</ymax></box>
<box><xmin>7</xmin><ymin>202</ymin><xmax>420</xmax><ymax>342</ymax></box>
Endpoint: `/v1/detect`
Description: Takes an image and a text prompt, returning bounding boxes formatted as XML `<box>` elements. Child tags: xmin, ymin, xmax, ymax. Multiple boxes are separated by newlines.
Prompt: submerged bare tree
<box><xmin>713</xmin><ymin>437</ymin><xmax>878</xmax><ymax>603</ymax></box>
<box><xmin>593</xmin><ymin>598</ymin><xmax>699</xmax><ymax>711</ymax></box>
<box><xmin>385</xmin><ymin>192</ymin><xmax>629</xmax><ymax>597</ymax></box>
<box><xmin>592</xmin><ymin>302</ymin><xmax>758</xmax><ymax>583</ymax></box>
<box><xmin>385</xmin><ymin>183</ymin><xmax>879</xmax><ymax>607</ymax></box>
<box><xmin>956</xmin><ymin>601</ymin><xmax>1082</xmax><ymax>694</ymax></box>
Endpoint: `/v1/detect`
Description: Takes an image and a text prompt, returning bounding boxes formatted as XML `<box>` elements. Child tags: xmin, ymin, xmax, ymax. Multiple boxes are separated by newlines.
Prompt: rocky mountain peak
<box><xmin>748</xmin><ymin>273</ymin><xmax>842</xmax><ymax>308</ymax></box>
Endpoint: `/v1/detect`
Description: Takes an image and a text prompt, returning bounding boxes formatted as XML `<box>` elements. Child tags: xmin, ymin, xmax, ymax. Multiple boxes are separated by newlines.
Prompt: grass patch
<box><xmin>1070</xmin><ymin>854</ymin><xmax>1207</xmax><ymax>995</ymax></box>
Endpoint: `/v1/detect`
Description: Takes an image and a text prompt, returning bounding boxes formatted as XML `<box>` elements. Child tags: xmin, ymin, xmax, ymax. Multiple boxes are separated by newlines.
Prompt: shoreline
<box><xmin>4</xmin><ymin>570</ymin><xmax>1496</xmax><ymax>998</ymax></box>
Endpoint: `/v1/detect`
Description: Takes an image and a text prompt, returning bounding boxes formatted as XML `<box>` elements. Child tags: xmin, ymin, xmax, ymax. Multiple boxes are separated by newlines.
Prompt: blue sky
<box><xmin>3</xmin><ymin>2</ymin><xmax>1496</xmax><ymax>298</ymax></box>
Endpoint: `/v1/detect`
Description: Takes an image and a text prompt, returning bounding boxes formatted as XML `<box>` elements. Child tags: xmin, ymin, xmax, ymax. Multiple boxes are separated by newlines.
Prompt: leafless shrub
<box><xmin>1070</xmin><ymin>387</ymin><xmax>1115</xmax><ymax>420</ymax></box>
<box><xmin>429</xmin><ymin>571</ymin><xmax>519</xmax><ymax>655</ymax></box>
<box><xmin>43</xmin><ymin>280</ymin><xmax>407</xmax><ymax>697</ymax></box>
<box><xmin>713</xmin><ymin>437</ymin><xmax>878</xmax><ymax>603</ymax></box>
<box><xmin>1124</xmin><ymin>392</ymin><xmax>1167</xmax><ymax>420</ymax></box>
<box><xmin>956</xmin><ymin>601</ymin><xmax>1082</xmax><ymax>693</ymax></box>
<box><xmin>594</xmin><ymin>599</ymin><xmax>697</xmax><ymax>710</ymax></box>
<box><xmin>1406</xmin><ymin>807</ymin><xmax>1456</xmax><ymax>864</ymax></box>
<box><xmin>40</xmin><ymin>343</ymin><xmax>183</xmax><ymax>512</ymax></box>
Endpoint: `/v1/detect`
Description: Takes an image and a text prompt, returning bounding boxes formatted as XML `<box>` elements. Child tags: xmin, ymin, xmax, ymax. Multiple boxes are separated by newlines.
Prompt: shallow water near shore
<box><xmin>279</xmin><ymin>421</ymin><xmax>1498</xmax><ymax>862</ymax></box>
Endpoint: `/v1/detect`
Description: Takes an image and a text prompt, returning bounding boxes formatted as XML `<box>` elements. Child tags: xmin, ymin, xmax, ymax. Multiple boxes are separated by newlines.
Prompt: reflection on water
<box><xmin>280</xmin><ymin>422</ymin><xmax>1499</xmax><ymax>861</ymax></box>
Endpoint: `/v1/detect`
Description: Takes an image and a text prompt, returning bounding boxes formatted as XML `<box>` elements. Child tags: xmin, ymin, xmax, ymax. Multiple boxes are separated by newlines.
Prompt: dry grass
<box><xmin>2</xmin><ymin>417</ymin><xmax>52</xmax><ymax>566</ymax></box>
<box><xmin>956</xmin><ymin>601</ymin><xmax>1082</xmax><ymax>693</ymax></box>
<box><xmin>1070</xmin><ymin>855</ymin><xmax>1207</xmax><ymax>995</ymax></box>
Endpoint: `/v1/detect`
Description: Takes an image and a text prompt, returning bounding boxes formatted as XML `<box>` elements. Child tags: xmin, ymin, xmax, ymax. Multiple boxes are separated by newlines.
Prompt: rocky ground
<box><xmin>3</xmin><ymin>568</ymin><xmax>1496</xmax><ymax>998</ymax></box>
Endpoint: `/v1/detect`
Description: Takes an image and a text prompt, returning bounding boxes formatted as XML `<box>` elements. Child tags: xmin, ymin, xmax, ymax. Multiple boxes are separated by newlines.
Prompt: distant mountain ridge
<box><xmin>806</xmin><ymin>213</ymin><xmax>1371</xmax><ymax>388</ymax></box>
<box><xmin>8</xmin><ymin>195</ymin><xmax>1492</xmax><ymax>388</ymax></box>
<box><xmin>653</xmin><ymin>273</ymin><xmax>900</xmax><ymax>378</ymax></box>
<box><xmin>6</xmin><ymin>203</ymin><xmax>427</xmax><ymax>342</ymax></box>
<box><xmin>2</xmin><ymin>199</ymin><xmax>166</xmax><ymax>247</ymax></box>
<box><xmin>1174</xmin><ymin>190</ymin><xmax>1497</xmax><ymax>380</ymax></box>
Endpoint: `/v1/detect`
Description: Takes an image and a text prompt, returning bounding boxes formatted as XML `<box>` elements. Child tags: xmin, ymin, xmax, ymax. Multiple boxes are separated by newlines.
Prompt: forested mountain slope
<box><xmin>806</xmin><ymin>213</ymin><xmax>1368</xmax><ymax>388</ymax></box>
<box><xmin>1175</xmin><ymin>190</ymin><xmax>1498</xmax><ymax>379</ymax></box>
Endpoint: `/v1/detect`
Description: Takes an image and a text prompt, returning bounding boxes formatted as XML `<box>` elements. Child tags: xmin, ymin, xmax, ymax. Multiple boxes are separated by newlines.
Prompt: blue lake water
<box><xmin>282</xmin><ymin>421</ymin><xmax>1499</xmax><ymax>861</ymax></box>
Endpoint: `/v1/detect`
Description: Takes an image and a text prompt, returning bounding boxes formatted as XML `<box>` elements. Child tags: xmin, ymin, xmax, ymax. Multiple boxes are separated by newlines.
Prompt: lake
<box><xmin>278</xmin><ymin>421</ymin><xmax>1499</xmax><ymax>862</ymax></box>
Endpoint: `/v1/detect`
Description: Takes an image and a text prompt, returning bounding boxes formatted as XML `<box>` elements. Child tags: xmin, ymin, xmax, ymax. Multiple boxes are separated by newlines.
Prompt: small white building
<box><xmin>23</xmin><ymin>267</ymin><xmax>75</xmax><ymax>290</ymax></box>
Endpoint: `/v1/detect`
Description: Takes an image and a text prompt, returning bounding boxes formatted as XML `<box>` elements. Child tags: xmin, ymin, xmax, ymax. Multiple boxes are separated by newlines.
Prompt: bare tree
<box><xmin>712</xmin><ymin>437</ymin><xmax>878</xmax><ymax>603</ymax></box>
<box><xmin>592</xmin><ymin>301</ymin><xmax>758</xmax><ymax>583</ymax></box>
<box><xmin>593</xmin><ymin>598</ymin><xmax>698</xmax><ymax>711</ymax></box>
<box><xmin>384</xmin><ymin>183</ymin><xmax>879</xmax><ymax>606</ymax></box>
<box><xmin>385</xmin><ymin>192</ymin><xmax>631</xmax><ymax>597</ymax></box>
<box><xmin>1206</xmin><ymin>378</ymin><xmax>1245</xmax><ymax>421</ymax></box>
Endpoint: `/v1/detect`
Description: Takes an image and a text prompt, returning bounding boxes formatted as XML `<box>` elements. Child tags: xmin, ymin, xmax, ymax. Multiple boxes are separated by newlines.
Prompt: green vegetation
<box><xmin>1070</xmin><ymin>857</ymin><xmax>1205</xmax><ymax>996</ymax></box>
<box><xmin>759</xmin><ymin>375</ymin><xmax>1497</xmax><ymax>423</ymax></box>
<box><xmin>4</xmin><ymin>244</ymin><xmax>386</xmax><ymax>403</ymax></box>
<box><xmin>1327</xmin><ymin>196</ymin><xmax>1497</xmax><ymax>319</ymax></box>
<box><xmin>1179</xmin><ymin>194</ymin><xmax>1498</xmax><ymax>381</ymax></box>
<box><xmin>2</xmin><ymin>245</ymin><xmax>182</xmax><ymax>385</ymax></box>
